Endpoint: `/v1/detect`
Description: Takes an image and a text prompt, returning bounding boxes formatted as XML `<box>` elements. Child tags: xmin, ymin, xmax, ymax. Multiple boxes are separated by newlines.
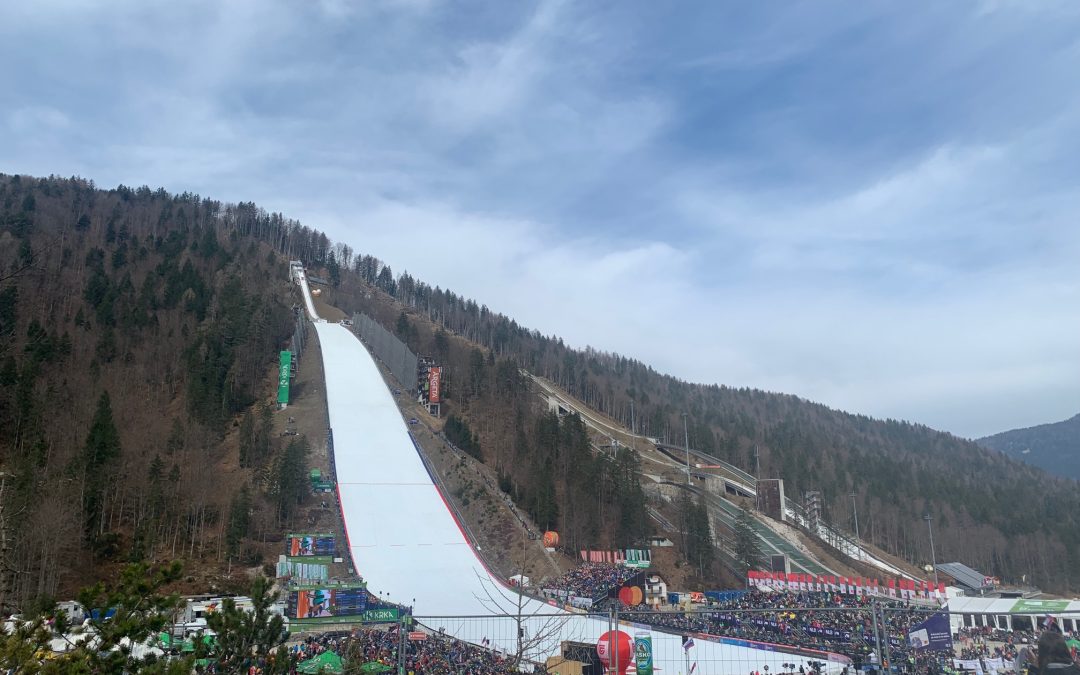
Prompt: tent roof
<box><xmin>298</xmin><ymin>650</ymin><xmax>344</xmax><ymax>674</ymax></box>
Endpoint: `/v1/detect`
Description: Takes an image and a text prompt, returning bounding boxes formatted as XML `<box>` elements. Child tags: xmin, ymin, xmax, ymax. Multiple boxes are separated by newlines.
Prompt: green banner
<box><xmin>278</xmin><ymin>351</ymin><xmax>292</xmax><ymax>405</ymax></box>
<box><xmin>361</xmin><ymin>608</ymin><xmax>400</xmax><ymax>623</ymax></box>
<box><xmin>1011</xmin><ymin>599</ymin><xmax>1070</xmax><ymax>613</ymax></box>
<box><xmin>287</xmin><ymin>555</ymin><xmax>334</xmax><ymax>565</ymax></box>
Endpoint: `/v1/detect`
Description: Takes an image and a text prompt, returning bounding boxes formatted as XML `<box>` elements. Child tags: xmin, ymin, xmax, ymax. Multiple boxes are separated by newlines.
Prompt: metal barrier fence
<box><xmin>317</xmin><ymin>609</ymin><xmax>859</xmax><ymax>675</ymax></box>
<box><xmin>352</xmin><ymin>312</ymin><xmax>418</xmax><ymax>391</ymax></box>
<box><xmin>291</xmin><ymin>307</ymin><xmax>307</xmax><ymax>362</ymax></box>
<box><xmin>290</xmin><ymin>603</ymin><xmax>1080</xmax><ymax>674</ymax></box>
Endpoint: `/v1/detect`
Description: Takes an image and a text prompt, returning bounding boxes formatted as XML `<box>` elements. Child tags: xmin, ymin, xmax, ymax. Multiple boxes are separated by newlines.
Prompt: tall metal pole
<box><xmin>613</xmin><ymin>602</ymin><xmax>620</xmax><ymax>675</ymax></box>
<box><xmin>871</xmin><ymin>600</ymin><xmax>883</xmax><ymax>670</ymax></box>
<box><xmin>0</xmin><ymin>471</ymin><xmax>11</xmax><ymax>613</ymax></box>
<box><xmin>850</xmin><ymin>491</ymin><xmax>861</xmax><ymax>561</ymax></box>
<box><xmin>880</xmin><ymin>604</ymin><xmax>893</xmax><ymax>672</ymax></box>
<box><xmin>925</xmin><ymin>513</ymin><xmax>939</xmax><ymax>587</ymax></box>
<box><xmin>682</xmin><ymin>413</ymin><xmax>690</xmax><ymax>484</ymax></box>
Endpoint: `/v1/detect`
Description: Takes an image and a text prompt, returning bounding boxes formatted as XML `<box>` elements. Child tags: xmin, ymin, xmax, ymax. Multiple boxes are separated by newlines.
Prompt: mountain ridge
<box><xmin>978</xmin><ymin>412</ymin><xmax>1080</xmax><ymax>481</ymax></box>
<box><xmin>1</xmin><ymin>173</ymin><xmax>1077</xmax><ymax>599</ymax></box>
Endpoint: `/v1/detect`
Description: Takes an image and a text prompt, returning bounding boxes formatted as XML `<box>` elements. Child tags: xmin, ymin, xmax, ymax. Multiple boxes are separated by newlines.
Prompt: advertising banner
<box><xmin>278</xmin><ymin>351</ymin><xmax>292</xmax><ymax>405</ymax></box>
<box><xmin>954</xmin><ymin>660</ymin><xmax>985</xmax><ymax>674</ymax></box>
<box><xmin>287</xmin><ymin>555</ymin><xmax>333</xmax><ymax>565</ymax></box>
<box><xmin>288</xmin><ymin>534</ymin><xmax>336</xmax><ymax>557</ymax></box>
<box><xmin>289</xmin><ymin>586</ymin><xmax>370</xmax><ymax>620</ymax></box>
<box><xmin>635</xmin><ymin>632</ymin><xmax>654</xmax><ymax>675</ymax></box>
<box><xmin>1011</xmin><ymin>599</ymin><xmax>1069</xmax><ymax>613</ymax></box>
<box><xmin>276</xmin><ymin>558</ymin><xmax>329</xmax><ymax>582</ymax></box>
<box><xmin>427</xmin><ymin>366</ymin><xmax>440</xmax><ymax>403</ymax></box>
<box><xmin>361</xmin><ymin>608</ymin><xmax>400</xmax><ymax>623</ymax></box>
<box><xmin>295</xmin><ymin>589</ymin><xmax>336</xmax><ymax>619</ymax></box>
<box><xmin>908</xmin><ymin>612</ymin><xmax>953</xmax><ymax>651</ymax></box>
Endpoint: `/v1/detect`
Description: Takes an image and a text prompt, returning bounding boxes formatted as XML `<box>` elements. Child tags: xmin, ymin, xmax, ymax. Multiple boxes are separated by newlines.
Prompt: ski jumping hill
<box><xmin>299</xmin><ymin>267</ymin><xmax>849</xmax><ymax>673</ymax></box>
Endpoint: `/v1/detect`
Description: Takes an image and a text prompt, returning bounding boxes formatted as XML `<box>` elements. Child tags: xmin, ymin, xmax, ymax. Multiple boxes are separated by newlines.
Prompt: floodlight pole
<box><xmin>850</xmin><ymin>491</ymin><xmax>861</xmax><ymax>560</ymax></box>
<box><xmin>924</xmin><ymin>513</ymin><xmax>939</xmax><ymax>588</ymax></box>
<box><xmin>682</xmin><ymin>413</ymin><xmax>690</xmax><ymax>484</ymax></box>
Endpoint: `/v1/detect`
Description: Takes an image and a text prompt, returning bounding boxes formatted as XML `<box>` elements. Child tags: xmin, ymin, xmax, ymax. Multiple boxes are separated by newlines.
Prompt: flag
<box><xmin>683</xmin><ymin>636</ymin><xmax>695</xmax><ymax>651</ymax></box>
<box><xmin>482</xmin><ymin>637</ymin><xmax>490</xmax><ymax>647</ymax></box>
<box><xmin>690</xmin><ymin>663</ymin><xmax>698</xmax><ymax>673</ymax></box>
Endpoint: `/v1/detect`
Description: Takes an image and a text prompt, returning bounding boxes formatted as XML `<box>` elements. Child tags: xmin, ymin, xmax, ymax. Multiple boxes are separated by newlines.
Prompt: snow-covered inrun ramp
<box><xmin>312</xmin><ymin>303</ymin><xmax>849</xmax><ymax>673</ymax></box>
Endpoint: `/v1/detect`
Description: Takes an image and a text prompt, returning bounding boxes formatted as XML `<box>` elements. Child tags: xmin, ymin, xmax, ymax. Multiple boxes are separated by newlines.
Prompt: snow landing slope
<box><xmin>303</xmin><ymin>278</ymin><xmax>849</xmax><ymax>673</ymax></box>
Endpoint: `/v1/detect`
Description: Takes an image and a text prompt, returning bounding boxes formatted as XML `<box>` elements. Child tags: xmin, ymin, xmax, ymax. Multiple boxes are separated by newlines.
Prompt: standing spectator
<box><xmin>1037</xmin><ymin>632</ymin><xmax>1079</xmax><ymax>675</ymax></box>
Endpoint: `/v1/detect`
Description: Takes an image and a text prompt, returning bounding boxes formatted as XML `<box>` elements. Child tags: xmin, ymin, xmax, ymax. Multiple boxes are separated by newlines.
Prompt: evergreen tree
<box><xmin>611</xmin><ymin>449</ymin><xmax>648</xmax><ymax>548</ymax></box>
<box><xmin>206</xmin><ymin>575</ymin><xmax>294</xmax><ymax>674</ymax></box>
<box><xmin>529</xmin><ymin>458</ymin><xmax>559</xmax><ymax>530</ymax></box>
<box><xmin>165</xmin><ymin>419</ymin><xmax>185</xmax><ymax>455</ymax></box>
<box><xmin>273</xmin><ymin>437</ymin><xmax>309</xmax><ymax>521</ymax></box>
<box><xmin>679</xmin><ymin>492</ymin><xmax>714</xmax><ymax>577</ymax></box>
<box><xmin>83</xmin><ymin>391</ymin><xmax>122</xmax><ymax>539</ymax></box>
<box><xmin>734</xmin><ymin>505</ymin><xmax>765</xmax><ymax>575</ymax></box>
<box><xmin>0</xmin><ymin>562</ymin><xmax>193</xmax><ymax>673</ymax></box>
<box><xmin>238</xmin><ymin>410</ymin><xmax>255</xmax><ymax>468</ymax></box>
<box><xmin>226</xmin><ymin>484</ymin><xmax>252</xmax><ymax>559</ymax></box>
<box><xmin>445</xmin><ymin>414</ymin><xmax>482</xmax><ymax>460</ymax></box>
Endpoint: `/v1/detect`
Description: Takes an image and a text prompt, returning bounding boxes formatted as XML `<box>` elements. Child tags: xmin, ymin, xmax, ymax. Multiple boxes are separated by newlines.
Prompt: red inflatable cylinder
<box><xmin>596</xmin><ymin>630</ymin><xmax>633</xmax><ymax>675</ymax></box>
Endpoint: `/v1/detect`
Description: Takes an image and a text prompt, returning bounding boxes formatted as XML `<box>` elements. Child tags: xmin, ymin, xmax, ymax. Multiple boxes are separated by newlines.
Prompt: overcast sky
<box><xmin>2</xmin><ymin>1</ymin><xmax>1078</xmax><ymax>439</ymax></box>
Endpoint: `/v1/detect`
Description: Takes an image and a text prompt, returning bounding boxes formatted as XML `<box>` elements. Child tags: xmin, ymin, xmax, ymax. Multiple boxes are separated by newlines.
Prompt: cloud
<box><xmin>8</xmin><ymin>106</ymin><xmax>70</xmax><ymax>133</ymax></box>
<box><xmin>0</xmin><ymin>0</ymin><xmax>1078</xmax><ymax>438</ymax></box>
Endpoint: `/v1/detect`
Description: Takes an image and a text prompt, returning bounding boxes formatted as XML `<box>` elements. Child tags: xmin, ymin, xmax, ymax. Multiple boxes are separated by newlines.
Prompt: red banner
<box><xmin>428</xmin><ymin>367</ymin><xmax>441</xmax><ymax>403</ymax></box>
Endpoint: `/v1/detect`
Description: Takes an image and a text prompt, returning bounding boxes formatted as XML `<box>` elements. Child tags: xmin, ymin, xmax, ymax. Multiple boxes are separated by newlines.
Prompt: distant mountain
<box><xmin>978</xmin><ymin>414</ymin><xmax>1080</xmax><ymax>480</ymax></box>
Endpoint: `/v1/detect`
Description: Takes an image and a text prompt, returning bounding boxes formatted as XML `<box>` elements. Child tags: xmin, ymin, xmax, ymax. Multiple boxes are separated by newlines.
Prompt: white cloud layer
<box><xmin>1</xmin><ymin>0</ymin><xmax>1078</xmax><ymax>438</ymax></box>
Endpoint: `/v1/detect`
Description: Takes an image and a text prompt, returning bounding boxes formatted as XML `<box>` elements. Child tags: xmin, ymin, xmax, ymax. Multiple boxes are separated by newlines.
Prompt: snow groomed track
<box><xmin>300</xmin><ymin>269</ymin><xmax>849</xmax><ymax>673</ymax></box>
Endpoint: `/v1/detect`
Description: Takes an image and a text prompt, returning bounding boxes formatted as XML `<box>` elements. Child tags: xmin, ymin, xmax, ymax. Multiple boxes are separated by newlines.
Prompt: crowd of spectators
<box><xmin>613</xmin><ymin>590</ymin><xmax>942</xmax><ymax>667</ymax></box>
<box><xmin>291</xmin><ymin>626</ymin><xmax>529</xmax><ymax>674</ymax></box>
<box><xmin>543</xmin><ymin>562</ymin><xmax>638</xmax><ymax>601</ymax></box>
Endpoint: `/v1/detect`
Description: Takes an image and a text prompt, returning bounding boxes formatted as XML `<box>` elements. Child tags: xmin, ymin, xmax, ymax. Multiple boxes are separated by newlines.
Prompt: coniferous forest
<box><xmin>1</xmin><ymin>174</ymin><xmax>1078</xmax><ymax>605</ymax></box>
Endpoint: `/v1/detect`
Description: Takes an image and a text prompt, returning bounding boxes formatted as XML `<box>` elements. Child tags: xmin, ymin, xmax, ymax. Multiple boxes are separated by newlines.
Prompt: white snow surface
<box><xmin>313</xmin><ymin>307</ymin><xmax>850</xmax><ymax>672</ymax></box>
<box><xmin>295</xmin><ymin>269</ymin><xmax>320</xmax><ymax>321</ymax></box>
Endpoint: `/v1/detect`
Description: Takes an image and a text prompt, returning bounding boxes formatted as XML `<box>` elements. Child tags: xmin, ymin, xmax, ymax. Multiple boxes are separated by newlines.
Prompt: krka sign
<box><xmin>278</xmin><ymin>351</ymin><xmax>292</xmax><ymax>405</ymax></box>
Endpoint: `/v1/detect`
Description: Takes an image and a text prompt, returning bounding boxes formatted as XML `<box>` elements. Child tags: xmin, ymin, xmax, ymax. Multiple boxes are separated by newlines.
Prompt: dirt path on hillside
<box><xmin>268</xmin><ymin>321</ymin><xmax>354</xmax><ymax>580</ymax></box>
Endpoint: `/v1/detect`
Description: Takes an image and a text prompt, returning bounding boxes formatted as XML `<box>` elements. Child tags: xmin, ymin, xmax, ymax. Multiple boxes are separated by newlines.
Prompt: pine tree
<box><xmin>679</xmin><ymin>492</ymin><xmax>714</xmax><ymax>577</ymax></box>
<box><xmin>238</xmin><ymin>410</ymin><xmax>255</xmax><ymax>468</ymax></box>
<box><xmin>226</xmin><ymin>484</ymin><xmax>252</xmax><ymax>559</ymax></box>
<box><xmin>611</xmin><ymin>449</ymin><xmax>647</xmax><ymax>548</ymax></box>
<box><xmin>273</xmin><ymin>437</ymin><xmax>309</xmax><ymax>522</ymax></box>
<box><xmin>734</xmin><ymin>505</ymin><xmax>765</xmax><ymax>575</ymax></box>
<box><xmin>206</xmin><ymin>575</ymin><xmax>294</xmax><ymax>673</ymax></box>
<box><xmin>83</xmin><ymin>391</ymin><xmax>122</xmax><ymax>538</ymax></box>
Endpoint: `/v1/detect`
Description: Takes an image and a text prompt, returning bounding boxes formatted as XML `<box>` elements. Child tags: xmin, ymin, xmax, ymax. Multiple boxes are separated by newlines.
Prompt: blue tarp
<box><xmin>705</xmin><ymin>590</ymin><xmax>747</xmax><ymax>603</ymax></box>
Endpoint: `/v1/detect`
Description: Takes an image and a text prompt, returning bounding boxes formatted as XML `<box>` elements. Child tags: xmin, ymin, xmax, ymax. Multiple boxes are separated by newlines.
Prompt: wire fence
<box><xmin>352</xmin><ymin>312</ymin><xmax>418</xmax><ymax>392</ymax></box>
<box><xmin>289</xmin><ymin>603</ymin><xmax>1080</xmax><ymax>675</ymax></box>
<box><xmin>291</xmin><ymin>307</ymin><xmax>308</xmax><ymax>362</ymax></box>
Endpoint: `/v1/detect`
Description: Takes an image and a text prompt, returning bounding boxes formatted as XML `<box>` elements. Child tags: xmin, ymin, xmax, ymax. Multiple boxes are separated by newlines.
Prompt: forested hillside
<box><xmin>0</xmin><ymin>175</ymin><xmax>304</xmax><ymax>608</ymax></box>
<box><xmin>314</xmin><ymin>234</ymin><xmax>1080</xmax><ymax>594</ymax></box>
<box><xmin>2</xmin><ymin>174</ymin><xmax>1077</xmax><ymax>600</ymax></box>
<box><xmin>979</xmin><ymin>413</ymin><xmax>1080</xmax><ymax>481</ymax></box>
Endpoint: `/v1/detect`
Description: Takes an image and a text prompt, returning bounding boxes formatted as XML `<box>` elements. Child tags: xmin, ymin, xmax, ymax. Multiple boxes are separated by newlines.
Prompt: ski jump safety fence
<box><xmin>351</xmin><ymin>312</ymin><xmax>418</xmax><ymax>391</ymax></box>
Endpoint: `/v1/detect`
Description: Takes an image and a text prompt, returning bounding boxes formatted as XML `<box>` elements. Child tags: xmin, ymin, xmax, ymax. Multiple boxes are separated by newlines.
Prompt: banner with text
<box><xmin>908</xmin><ymin>612</ymin><xmax>953</xmax><ymax>651</ymax></box>
<box><xmin>278</xmin><ymin>351</ymin><xmax>292</xmax><ymax>405</ymax></box>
